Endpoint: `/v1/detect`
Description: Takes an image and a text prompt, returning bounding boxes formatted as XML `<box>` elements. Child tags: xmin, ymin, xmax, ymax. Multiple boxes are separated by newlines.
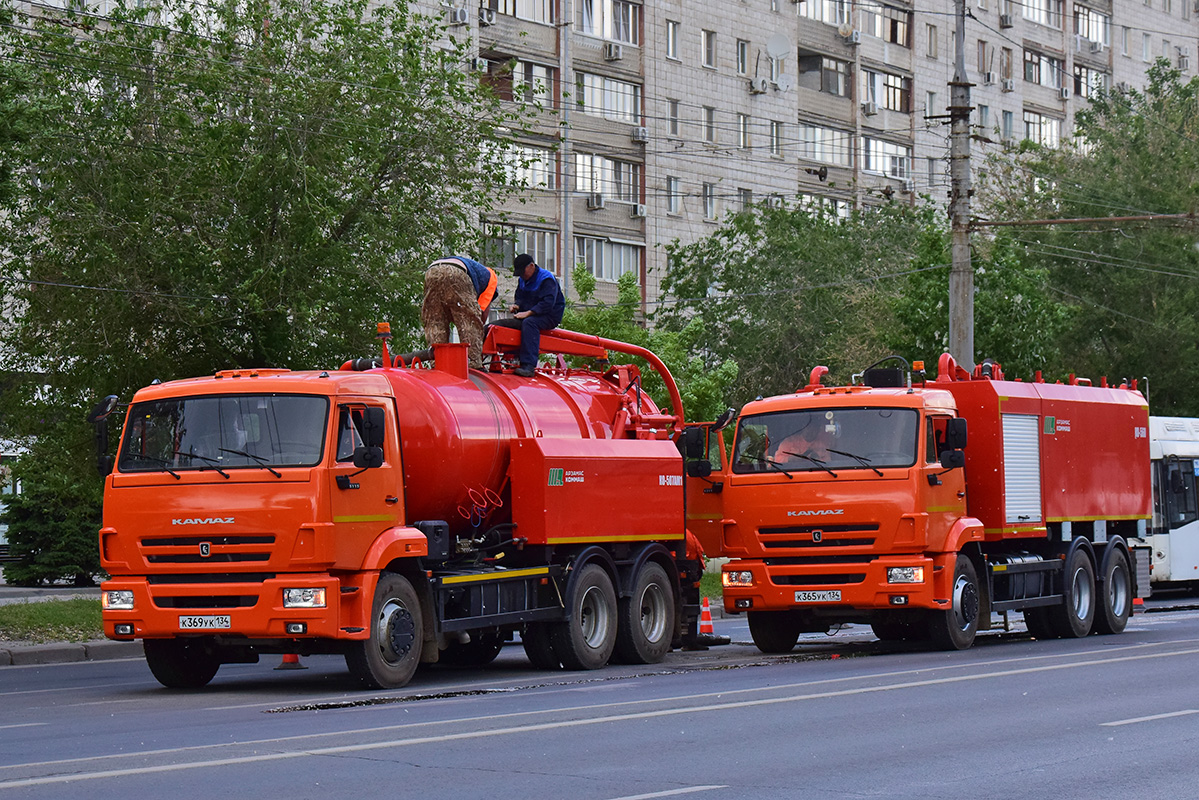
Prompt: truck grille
<box><xmin>140</xmin><ymin>534</ymin><xmax>275</xmax><ymax>565</ymax></box>
<box><xmin>758</xmin><ymin>523</ymin><xmax>878</xmax><ymax>549</ymax></box>
<box><xmin>153</xmin><ymin>595</ymin><xmax>259</xmax><ymax>609</ymax></box>
<box><xmin>771</xmin><ymin>573</ymin><xmax>867</xmax><ymax>586</ymax></box>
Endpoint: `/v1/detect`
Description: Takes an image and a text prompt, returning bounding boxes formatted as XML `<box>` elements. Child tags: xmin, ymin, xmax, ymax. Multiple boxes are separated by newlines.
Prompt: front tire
<box><xmin>1049</xmin><ymin>546</ymin><xmax>1096</xmax><ymax>638</ymax></box>
<box><xmin>748</xmin><ymin>611</ymin><xmax>801</xmax><ymax>654</ymax></box>
<box><xmin>927</xmin><ymin>555</ymin><xmax>980</xmax><ymax>650</ymax></box>
<box><xmin>615</xmin><ymin>562</ymin><xmax>675</xmax><ymax>664</ymax></box>
<box><xmin>346</xmin><ymin>573</ymin><xmax>423</xmax><ymax>689</ymax></box>
<box><xmin>550</xmin><ymin>563</ymin><xmax>617</xmax><ymax>670</ymax></box>
<box><xmin>144</xmin><ymin>638</ymin><xmax>221</xmax><ymax>689</ymax></box>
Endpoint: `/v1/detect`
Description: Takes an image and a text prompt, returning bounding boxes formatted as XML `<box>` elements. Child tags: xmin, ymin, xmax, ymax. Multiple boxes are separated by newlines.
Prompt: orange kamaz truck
<box><xmin>704</xmin><ymin>355</ymin><xmax>1151</xmax><ymax>651</ymax></box>
<box><xmin>91</xmin><ymin>325</ymin><xmax>714</xmax><ymax>689</ymax></box>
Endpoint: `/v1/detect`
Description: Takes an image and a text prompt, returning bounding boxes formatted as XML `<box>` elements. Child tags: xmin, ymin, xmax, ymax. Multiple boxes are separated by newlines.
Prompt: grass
<box><xmin>700</xmin><ymin>570</ymin><xmax>722</xmax><ymax>600</ymax></box>
<box><xmin>0</xmin><ymin>598</ymin><xmax>104</xmax><ymax>644</ymax></box>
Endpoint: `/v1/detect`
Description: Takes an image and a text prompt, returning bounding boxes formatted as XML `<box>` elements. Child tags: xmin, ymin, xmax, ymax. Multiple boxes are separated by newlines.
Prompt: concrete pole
<box><xmin>948</xmin><ymin>0</ymin><xmax>974</xmax><ymax>368</ymax></box>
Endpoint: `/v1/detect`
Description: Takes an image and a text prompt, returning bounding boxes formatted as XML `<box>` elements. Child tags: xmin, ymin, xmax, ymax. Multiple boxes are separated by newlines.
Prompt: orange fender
<box><xmin>360</xmin><ymin>526</ymin><xmax>430</xmax><ymax>571</ymax></box>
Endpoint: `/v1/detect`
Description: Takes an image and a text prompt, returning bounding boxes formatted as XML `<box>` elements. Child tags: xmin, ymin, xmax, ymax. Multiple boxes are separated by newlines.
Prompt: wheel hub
<box><xmin>379</xmin><ymin>599</ymin><xmax>415</xmax><ymax>660</ymax></box>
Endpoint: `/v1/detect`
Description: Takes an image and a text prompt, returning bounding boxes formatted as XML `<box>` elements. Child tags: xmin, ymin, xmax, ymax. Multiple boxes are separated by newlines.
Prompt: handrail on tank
<box><xmin>547</xmin><ymin>329</ymin><xmax>686</xmax><ymax>431</ymax></box>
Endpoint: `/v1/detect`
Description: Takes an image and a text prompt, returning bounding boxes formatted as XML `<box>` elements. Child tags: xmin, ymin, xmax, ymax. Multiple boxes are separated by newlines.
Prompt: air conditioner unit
<box><xmin>901</xmin><ymin>178</ymin><xmax>914</xmax><ymax>193</ymax></box>
<box><xmin>1059</xmin><ymin>86</ymin><xmax>1070</xmax><ymax>99</ymax></box>
<box><xmin>447</xmin><ymin>6</ymin><xmax>469</xmax><ymax>25</ymax></box>
<box><xmin>749</xmin><ymin>77</ymin><xmax>769</xmax><ymax>94</ymax></box>
<box><xmin>631</xmin><ymin>126</ymin><xmax>649</xmax><ymax>142</ymax></box>
<box><xmin>603</xmin><ymin>42</ymin><xmax>623</xmax><ymax>61</ymax></box>
<box><xmin>849</xmin><ymin>30</ymin><xmax>862</xmax><ymax>45</ymax></box>
<box><xmin>630</xmin><ymin>203</ymin><xmax>647</xmax><ymax>219</ymax></box>
<box><xmin>765</xmin><ymin>194</ymin><xmax>784</xmax><ymax>209</ymax></box>
<box><xmin>984</xmin><ymin>71</ymin><xmax>996</xmax><ymax>84</ymax></box>
<box><xmin>999</xmin><ymin>13</ymin><xmax>1013</xmax><ymax>27</ymax></box>
<box><xmin>470</xmin><ymin>57</ymin><xmax>489</xmax><ymax>72</ymax></box>
<box><xmin>1090</xmin><ymin>40</ymin><xmax>1105</xmax><ymax>53</ymax></box>
<box><xmin>861</xmin><ymin>101</ymin><xmax>879</xmax><ymax>116</ymax></box>
<box><xmin>1001</xmin><ymin>78</ymin><xmax>1015</xmax><ymax>92</ymax></box>
<box><xmin>586</xmin><ymin>193</ymin><xmax>605</xmax><ymax>210</ymax></box>
<box><xmin>478</xmin><ymin>7</ymin><xmax>496</xmax><ymax>25</ymax></box>
<box><xmin>1116</xmin><ymin>81</ymin><xmax>1130</xmax><ymax>92</ymax></box>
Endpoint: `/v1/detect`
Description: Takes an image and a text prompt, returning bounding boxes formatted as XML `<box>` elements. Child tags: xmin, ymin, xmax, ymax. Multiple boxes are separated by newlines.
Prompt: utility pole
<box><xmin>948</xmin><ymin>0</ymin><xmax>974</xmax><ymax>368</ymax></box>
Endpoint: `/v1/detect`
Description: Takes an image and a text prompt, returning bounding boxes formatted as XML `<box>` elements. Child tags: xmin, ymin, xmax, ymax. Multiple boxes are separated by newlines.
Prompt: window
<box><xmin>1120</xmin><ymin>27</ymin><xmax>1129</xmax><ymax>56</ymax></box>
<box><xmin>501</xmin><ymin>144</ymin><xmax>556</xmax><ymax>190</ymax></box>
<box><xmin>926</xmin><ymin>90</ymin><xmax>938</xmax><ymax>114</ymax></box>
<box><xmin>668</xmin><ymin>99</ymin><xmax>680</xmax><ymax>135</ymax></box>
<box><xmin>738</xmin><ymin>113</ymin><xmax>750</xmax><ymax>149</ymax></box>
<box><xmin>575</xmin><ymin>153</ymin><xmax>641</xmax><ymax>202</ymax></box>
<box><xmin>978</xmin><ymin>103</ymin><xmax>990</xmax><ymax>129</ymax></box>
<box><xmin>1142</xmin><ymin>32</ymin><xmax>1152</xmax><ymax>61</ymax></box>
<box><xmin>703</xmin><ymin>106</ymin><xmax>716</xmax><ymax>142</ymax></box>
<box><xmin>1163</xmin><ymin>39</ymin><xmax>1171</xmax><ymax>58</ymax></box>
<box><xmin>770</xmin><ymin>56</ymin><xmax>785</xmax><ymax>82</ymax></box>
<box><xmin>1073</xmin><ymin>64</ymin><xmax>1109</xmax><ymax>97</ymax></box>
<box><xmin>484</xmin><ymin>227</ymin><xmax>558</xmax><ymax>276</ymax></box>
<box><xmin>737</xmin><ymin>39</ymin><xmax>749</xmax><ymax>74</ymax></box>
<box><xmin>491</xmin><ymin>0</ymin><xmax>555</xmax><ymax>24</ymax></box>
<box><xmin>576</xmin><ymin>73</ymin><xmax>642</xmax><ymax>123</ymax></box>
<box><xmin>1023</xmin><ymin>0</ymin><xmax>1063</xmax><ymax>27</ymax></box>
<box><xmin>1024</xmin><ymin>49</ymin><xmax>1063</xmax><ymax>88</ymax></box>
<box><xmin>799</xmin><ymin>0</ymin><xmax>850</xmax><ymax>25</ymax></box>
<box><xmin>926</xmin><ymin>24</ymin><xmax>938</xmax><ymax>58</ymax></box>
<box><xmin>1000</xmin><ymin>47</ymin><xmax>1013</xmax><ymax>79</ymax></box>
<box><xmin>578</xmin><ymin>0</ymin><xmax>640</xmax><ymax>43</ymax></box>
<box><xmin>799</xmin><ymin>193</ymin><xmax>851</xmax><ymax>219</ymax></box>
<box><xmin>821</xmin><ymin>57</ymin><xmax>852</xmax><ymax>96</ymax></box>
<box><xmin>702</xmin><ymin>182</ymin><xmax>716</xmax><ymax>219</ymax></box>
<box><xmin>927</xmin><ymin>156</ymin><xmax>939</xmax><ymax>187</ymax></box>
<box><xmin>798</xmin><ymin>124</ymin><xmax>852</xmax><ymax>166</ymax></box>
<box><xmin>574</xmin><ymin>237</ymin><xmax>641</xmax><ymax>281</ymax></box>
<box><xmin>863</xmin><ymin>69</ymin><xmax>911</xmax><ymax>111</ymax></box>
<box><xmin>511</xmin><ymin>61</ymin><xmax>555</xmax><ymax>106</ymax></box>
<box><xmin>861</xmin><ymin>3</ymin><xmax>911</xmax><ymax>46</ymax></box>
<box><xmin>702</xmin><ymin>29</ymin><xmax>717</xmax><ymax>68</ymax></box>
<box><xmin>862</xmin><ymin>137</ymin><xmax>911</xmax><ymax>177</ymax></box>
<box><xmin>1002</xmin><ymin>110</ymin><xmax>1014</xmax><ymax>141</ymax></box>
<box><xmin>1160</xmin><ymin>459</ymin><xmax>1198</xmax><ymax>528</ymax></box>
<box><xmin>666</xmin><ymin>176</ymin><xmax>681</xmax><ymax>213</ymax></box>
<box><xmin>738</xmin><ymin>187</ymin><xmax>753</xmax><ymax>211</ymax></box>
<box><xmin>770</xmin><ymin>120</ymin><xmax>783</xmax><ymax>156</ymax></box>
<box><xmin>732</xmin><ymin>408</ymin><xmax>919</xmax><ymax>475</ymax></box>
<box><xmin>1023</xmin><ymin>110</ymin><xmax>1061</xmax><ymax>146</ymax></box>
<box><xmin>666</xmin><ymin>20</ymin><xmax>679</xmax><ymax>59</ymax></box>
<box><xmin>1073</xmin><ymin>5</ymin><xmax>1110</xmax><ymax>46</ymax></box>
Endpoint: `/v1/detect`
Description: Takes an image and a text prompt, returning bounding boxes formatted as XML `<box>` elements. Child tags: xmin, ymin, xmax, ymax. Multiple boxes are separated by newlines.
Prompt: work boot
<box><xmin>513</xmin><ymin>366</ymin><xmax>536</xmax><ymax>378</ymax></box>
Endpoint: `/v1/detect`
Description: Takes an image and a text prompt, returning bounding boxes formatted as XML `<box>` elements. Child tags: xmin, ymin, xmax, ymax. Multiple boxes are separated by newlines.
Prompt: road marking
<box><xmin>607</xmin><ymin>786</ymin><xmax>728</xmax><ymax>800</ymax></box>
<box><xmin>0</xmin><ymin>723</ymin><xmax>45</xmax><ymax>731</ymax></box>
<box><xmin>1101</xmin><ymin>709</ymin><xmax>1199</xmax><ymax>727</ymax></box>
<box><xmin>3</xmin><ymin>643</ymin><xmax>1199</xmax><ymax>789</ymax></box>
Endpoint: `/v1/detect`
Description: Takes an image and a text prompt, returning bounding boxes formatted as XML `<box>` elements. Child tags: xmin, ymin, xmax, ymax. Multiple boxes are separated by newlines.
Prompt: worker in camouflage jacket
<box><xmin>421</xmin><ymin>256</ymin><xmax>498</xmax><ymax>370</ymax></box>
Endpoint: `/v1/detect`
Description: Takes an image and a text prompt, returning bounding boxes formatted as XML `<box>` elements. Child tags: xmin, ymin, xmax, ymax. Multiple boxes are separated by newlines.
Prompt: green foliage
<box><xmin>0</xmin><ymin>598</ymin><xmax>104</xmax><ymax>643</ymax></box>
<box><xmin>658</xmin><ymin>201</ymin><xmax>940</xmax><ymax>405</ymax></box>
<box><xmin>0</xmin><ymin>0</ymin><xmax>529</xmax><ymax>441</ymax></box>
<box><xmin>562</xmin><ymin>268</ymin><xmax>738</xmax><ymax>422</ymax></box>
<box><xmin>1</xmin><ymin>428</ymin><xmax>103</xmax><ymax>586</ymax></box>
<box><xmin>979</xmin><ymin>63</ymin><xmax>1199</xmax><ymax>410</ymax></box>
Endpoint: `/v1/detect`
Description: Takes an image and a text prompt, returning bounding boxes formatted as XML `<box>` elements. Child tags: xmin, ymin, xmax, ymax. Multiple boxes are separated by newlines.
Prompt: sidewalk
<box><xmin>0</xmin><ymin>577</ymin><xmax>142</xmax><ymax>667</ymax></box>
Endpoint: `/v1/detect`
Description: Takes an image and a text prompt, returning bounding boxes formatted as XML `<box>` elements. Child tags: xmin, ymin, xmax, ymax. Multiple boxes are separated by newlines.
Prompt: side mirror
<box><xmin>712</xmin><ymin>407</ymin><xmax>736</xmax><ymax>432</ymax></box>
<box><xmin>1170</xmin><ymin>468</ymin><xmax>1186</xmax><ymax>495</ymax></box>
<box><xmin>360</xmin><ymin>407</ymin><xmax>386</xmax><ymax>448</ymax></box>
<box><xmin>944</xmin><ymin>418</ymin><xmax>967</xmax><ymax>450</ymax></box>
<box><xmin>939</xmin><ymin>449</ymin><xmax>966</xmax><ymax>469</ymax></box>
<box><xmin>86</xmin><ymin>395</ymin><xmax>119</xmax><ymax>423</ymax></box>
<box><xmin>686</xmin><ymin>460</ymin><xmax>713</xmax><ymax>478</ymax></box>
<box><xmin>680</xmin><ymin>427</ymin><xmax>705</xmax><ymax>460</ymax></box>
<box><xmin>352</xmin><ymin>445</ymin><xmax>385</xmax><ymax>470</ymax></box>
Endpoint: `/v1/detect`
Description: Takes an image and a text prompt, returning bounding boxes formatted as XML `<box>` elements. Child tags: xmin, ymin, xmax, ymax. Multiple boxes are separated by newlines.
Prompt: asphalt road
<box><xmin>3</xmin><ymin>608</ymin><xmax>1199</xmax><ymax>800</ymax></box>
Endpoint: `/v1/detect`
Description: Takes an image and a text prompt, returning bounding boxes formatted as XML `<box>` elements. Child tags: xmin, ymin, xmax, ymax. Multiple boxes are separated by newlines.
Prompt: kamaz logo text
<box><xmin>786</xmin><ymin>509</ymin><xmax>845</xmax><ymax>517</ymax></box>
<box><xmin>171</xmin><ymin>517</ymin><xmax>235</xmax><ymax>525</ymax></box>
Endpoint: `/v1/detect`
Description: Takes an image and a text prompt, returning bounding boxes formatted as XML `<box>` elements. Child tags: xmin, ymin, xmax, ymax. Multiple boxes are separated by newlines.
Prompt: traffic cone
<box><xmin>699</xmin><ymin>596</ymin><xmax>715</xmax><ymax>635</ymax></box>
<box><xmin>275</xmin><ymin>653</ymin><xmax>306</xmax><ymax>670</ymax></box>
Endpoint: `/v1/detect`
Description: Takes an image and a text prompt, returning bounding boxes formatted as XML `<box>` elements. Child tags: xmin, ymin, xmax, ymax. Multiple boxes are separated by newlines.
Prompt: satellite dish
<box><xmin>837</xmin><ymin>23</ymin><xmax>854</xmax><ymax>38</ymax></box>
<box><xmin>775</xmin><ymin>74</ymin><xmax>794</xmax><ymax>92</ymax></box>
<box><xmin>766</xmin><ymin>33</ymin><xmax>791</xmax><ymax>60</ymax></box>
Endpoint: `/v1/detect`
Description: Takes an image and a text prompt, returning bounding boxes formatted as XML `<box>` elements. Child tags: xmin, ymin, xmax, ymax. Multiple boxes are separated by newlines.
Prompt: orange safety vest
<box><xmin>477</xmin><ymin>268</ymin><xmax>498</xmax><ymax>318</ymax></box>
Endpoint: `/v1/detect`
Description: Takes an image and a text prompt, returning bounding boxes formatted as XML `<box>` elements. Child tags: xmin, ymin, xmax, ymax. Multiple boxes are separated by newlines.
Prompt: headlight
<box><xmin>887</xmin><ymin>566</ymin><xmax>925</xmax><ymax>584</ymax></box>
<box><xmin>283</xmin><ymin>587</ymin><xmax>327</xmax><ymax>608</ymax></box>
<box><xmin>722</xmin><ymin>570</ymin><xmax>755</xmax><ymax>587</ymax></box>
<box><xmin>101</xmin><ymin>590</ymin><xmax>135</xmax><ymax>610</ymax></box>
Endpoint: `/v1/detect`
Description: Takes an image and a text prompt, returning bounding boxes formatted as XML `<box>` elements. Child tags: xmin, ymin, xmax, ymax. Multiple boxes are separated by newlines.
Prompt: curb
<box><xmin>0</xmin><ymin>639</ymin><xmax>142</xmax><ymax>667</ymax></box>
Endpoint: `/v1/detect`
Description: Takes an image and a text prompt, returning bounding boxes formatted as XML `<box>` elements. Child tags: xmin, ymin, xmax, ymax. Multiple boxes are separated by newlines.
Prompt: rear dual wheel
<box><xmin>615</xmin><ymin>562</ymin><xmax>675</xmax><ymax>665</ymax></box>
<box><xmin>551</xmin><ymin>564</ymin><xmax>618</xmax><ymax>670</ymax></box>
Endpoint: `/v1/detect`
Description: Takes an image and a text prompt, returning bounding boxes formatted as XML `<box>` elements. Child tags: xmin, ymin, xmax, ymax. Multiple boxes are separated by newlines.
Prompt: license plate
<box><xmin>795</xmin><ymin>590</ymin><xmax>841</xmax><ymax>603</ymax></box>
<box><xmin>178</xmin><ymin>615</ymin><xmax>231</xmax><ymax>630</ymax></box>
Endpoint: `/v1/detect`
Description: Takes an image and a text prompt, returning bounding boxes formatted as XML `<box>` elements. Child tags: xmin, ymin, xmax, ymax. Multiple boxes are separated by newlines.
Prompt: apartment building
<box><xmin>455</xmin><ymin>0</ymin><xmax>1195</xmax><ymax>311</ymax></box>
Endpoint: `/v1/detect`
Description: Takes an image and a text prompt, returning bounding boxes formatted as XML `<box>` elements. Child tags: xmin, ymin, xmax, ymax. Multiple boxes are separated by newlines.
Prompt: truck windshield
<box><xmin>732</xmin><ymin>407</ymin><xmax>919</xmax><ymax>475</ymax></box>
<box><xmin>118</xmin><ymin>394</ymin><xmax>329</xmax><ymax>473</ymax></box>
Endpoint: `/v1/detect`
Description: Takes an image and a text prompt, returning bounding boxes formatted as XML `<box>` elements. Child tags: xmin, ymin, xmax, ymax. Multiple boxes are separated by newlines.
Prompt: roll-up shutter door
<box><xmin>1003</xmin><ymin>414</ymin><xmax>1042</xmax><ymax>524</ymax></box>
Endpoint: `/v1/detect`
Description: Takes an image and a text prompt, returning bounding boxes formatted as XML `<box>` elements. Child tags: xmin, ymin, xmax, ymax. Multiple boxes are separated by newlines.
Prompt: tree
<box><xmin>657</xmin><ymin>201</ymin><xmax>942</xmax><ymax>405</ymax></box>
<box><xmin>562</xmin><ymin>268</ymin><xmax>738</xmax><ymax>422</ymax></box>
<box><xmin>979</xmin><ymin>63</ymin><xmax>1199</xmax><ymax>411</ymax></box>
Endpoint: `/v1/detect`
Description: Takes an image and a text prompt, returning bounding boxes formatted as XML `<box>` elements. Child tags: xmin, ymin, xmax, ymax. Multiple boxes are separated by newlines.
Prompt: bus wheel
<box><xmin>928</xmin><ymin>555</ymin><xmax>980</xmax><ymax>650</ymax></box>
<box><xmin>1049</xmin><ymin>547</ymin><xmax>1096</xmax><ymax>638</ymax></box>
<box><xmin>615</xmin><ymin>562</ymin><xmax>675</xmax><ymax>664</ymax></box>
<box><xmin>346</xmin><ymin>573</ymin><xmax>423</xmax><ymax>689</ymax></box>
<box><xmin>551</xmin><ymin>564</ymin><xmax>617</xmax><ymax>670</ymax></box>
<box><xmin>1094</xmin><ymin>547</ymin><xmax>1131</xmax><ymax>635</ymax></box>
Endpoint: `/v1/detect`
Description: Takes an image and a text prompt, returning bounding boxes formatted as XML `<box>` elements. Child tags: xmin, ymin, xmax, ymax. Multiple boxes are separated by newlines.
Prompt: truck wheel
<box><xmin>615</xmin><ymin>562</ymin><xmax>675</xmax><ymax>664</ymax></box>
<box><xmin>871</xmin><ymin>619</ymin><xmax>919</xmax><ymax>642</ymax></box>
<box><xmin>748</xmin><ymin>611</ymin><xmax>800</xmax><ymax>653</ymax></box>
<box><xmin>346</xmin><ymin>573</ymin><xmax>423</xmax><ymax>689</ymax></box>
<box><xmin>438</xmin><ymin>629</ymin><xmax>504</xmax><ymax>667</ymax></box>
<box><xmin>522</xmin><ymin>622</ymin><xmax>560</xmax><ymax>670</ymax></box>
<box><xmin>550</xmin><ymin>563</ymin><xmax>617</xmax><ymax>670</ymax></box>
<box><xmin>1094</xmin><ymin>548</ymin><xmax>1132</xmax><ymax>635</ymax></box>
<box><xmin>144</xmin><ymin>639</ymin><xmax>221</xmax><ymax>689</ymax></box>
<box><xmin>1049</xmin><ymin>547</ymin><xmax>1096</xmax><ymax>638</ymax></box>
<box><xmin>928</xmin><ymin>555</ymin><xmax>980</xmax><ymax>650</ymax></box>
<box><xmin>1023</xmin><ymin>606</ymin><xmax>1057</xmax><ymax>640</ymax></box>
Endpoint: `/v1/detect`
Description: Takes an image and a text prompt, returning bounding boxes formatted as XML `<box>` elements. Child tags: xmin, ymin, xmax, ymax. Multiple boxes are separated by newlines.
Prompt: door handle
<box><xmin>385</xmin><ymin>496</ymin><xmax>400</xmax><ymax>505</ymax></box>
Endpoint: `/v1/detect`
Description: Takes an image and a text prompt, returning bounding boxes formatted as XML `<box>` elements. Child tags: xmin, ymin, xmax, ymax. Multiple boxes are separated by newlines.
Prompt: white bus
<box><xmin>1149</xmin><ymin>417</ymin><xmax>1199</xmax><ymax>589</ymax></box>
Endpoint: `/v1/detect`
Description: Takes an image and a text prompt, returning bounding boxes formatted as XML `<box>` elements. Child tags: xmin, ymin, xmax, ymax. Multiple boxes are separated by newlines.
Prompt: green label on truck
<box><xmin>1044</xmin><ymin>416</ymin><xmax>1056</xmax><ymax>435</ymax></box>
<box><xmin>548</xmin><ymin>468</ymin><xmax>564</xmax><ymax>486</ymax></box>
